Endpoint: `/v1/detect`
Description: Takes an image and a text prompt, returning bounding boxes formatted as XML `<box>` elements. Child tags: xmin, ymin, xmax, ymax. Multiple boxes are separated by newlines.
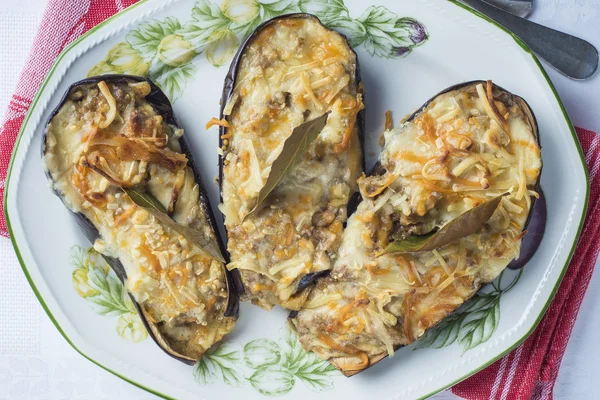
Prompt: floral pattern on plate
<box><xmin>88</xmin><ymin>0</ymin><xmax>429</xmax><ymax>101</ymax></box>
<box><xmin>194</xmin><ymin>324</ymin><xmax>340</xmax><ymax>396</ymax></box>
<box><xmin>69</xmin><ymin>246</ymin><xmax>148</xmax><ymax>343</ymax></box>
<box><xmin>77</xmin><ymin>0</ymin><xmax>523</xmax><ymax>392</ymax></box>
<box><xmin>68</xmin><ymin>241</ymin><xmax>523</xmax><ymax>370</ymax></box>
<box><xmin>416</xmin><ymin>270</ymin><xmax>523</xmax><ymax>354</ymax></box>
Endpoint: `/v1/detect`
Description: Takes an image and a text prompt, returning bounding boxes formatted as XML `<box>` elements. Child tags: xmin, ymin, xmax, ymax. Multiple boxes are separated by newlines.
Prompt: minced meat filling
<box><xmin>220</xmin><ymin>16</ymin><xmax>363</xmax><ymax>311</ymax></box>
<box><xmin>292</xmin><ymin>82</ymin><xmax>541</xmax><ymax>375</ymax></box>
<box><xmin>44</xmin><ymin>80</ymin><xmax>235</xmax><ymax>359</ymax></box>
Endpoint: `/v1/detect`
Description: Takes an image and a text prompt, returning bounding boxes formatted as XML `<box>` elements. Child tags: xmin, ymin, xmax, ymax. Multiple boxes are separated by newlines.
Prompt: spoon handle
<box><xmin>482</xmin><ymin>0</ymin><xmax>533</xmax><ymax>18</ymax></box>
<box><xmin>462</xmin><ymin>0</ymin><xmax>599</xmax><ymax>80</ymax></box>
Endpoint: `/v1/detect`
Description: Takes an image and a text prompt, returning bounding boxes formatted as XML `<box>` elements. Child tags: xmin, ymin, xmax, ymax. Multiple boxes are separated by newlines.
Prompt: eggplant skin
<box><xmin>43</xmin><ymin>75</ymin><xmax>238</xmax><ymax>364</ymax></box>
<box><xmin>219</xmin><ymin>13</ymin><xmax>365</xmax><ymax>158</ymax></box>
<box><xmin>413</xmin><ymin>80</ymin><xmax>542</xmax><ymax>235</ymax></box>
<box><xmin>508</xmin><ymin>188</ymin><xmax>546</xmax><ymax>270</ymax></box>
<box><xmin>371</xmin><ymin>80</ymin><xmax>541</xmax><ymax>235</ymax></box>
<box><xmin>291</xmin><ymin>80</ymin><xmax>543</xmax><ymax>376</ymax></box>
<box><xmin>218</xmin><ymin>14</ymin><xmax>365</xmax><ymax>309</ymax></box>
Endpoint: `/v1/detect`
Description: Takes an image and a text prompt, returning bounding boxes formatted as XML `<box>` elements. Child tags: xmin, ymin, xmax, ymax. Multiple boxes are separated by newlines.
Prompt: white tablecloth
<box><xmin>0</xmin><ymin>1</ymin><xmax>598</xmax><ymax>398</ymax></box>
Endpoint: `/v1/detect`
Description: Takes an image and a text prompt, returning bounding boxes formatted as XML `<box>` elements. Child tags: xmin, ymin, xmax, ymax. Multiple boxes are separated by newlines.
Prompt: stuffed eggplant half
<box><xmin>43</xmin><ymin>75</ymin><xmax>237</xmax><ymax>363</ymax></box>
<box><xmin>218</xmin><ymin>14</ymin><xmax>364</xmax><ymax>310</ymax></box>
<box><xmin>291</xmin><ymin>81</ymin><xmax>542</xmax><ymax>376</ymax></box>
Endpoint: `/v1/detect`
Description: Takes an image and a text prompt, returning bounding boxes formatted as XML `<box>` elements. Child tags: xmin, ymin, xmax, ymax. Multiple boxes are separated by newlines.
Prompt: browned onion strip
<box><xmin>83</xmin><ymin>125</ymin><xmax>98</xmax><ymax>152</ymax></box>
<box><xmin>81</xmin><ymin>159</ymin><xmax>136</xmax><ymax>188</ymax></box>
<box><xmin>316</xmin><ymin>333</ymin><xmax>368</xmax><ymax>370</ymax></box>
<box><xmin>91</xmin><ymin>136</ymin><xmax>187</xmax><ymax>171</ymax></box>
<box><xmin>486</xmin><ymin>80</ymin><xmax>510</xmax><ymax>133</ymax></box>
<box><xmin>168</xmin><ymin>169</ymin><xmax>186</xmax><ymax>213</ymax></box>
<box><xmin>337</xmin><ymin>353</ymin><xmax>370</xmax><ymax>372</ymax></box>
<box><xmin>385</xmin><ymin>110</ymin><xmax>393</xmax><ymax>131</ymax></box>
<box><xmin>97</xmin><ymin>81</ymin><xmax>118</xmax><ymax>129</ymax></box>
<box><xmin>475</xmin><ymin>82</ymin><xmax>509</xmax><ymax>135</ymax></box>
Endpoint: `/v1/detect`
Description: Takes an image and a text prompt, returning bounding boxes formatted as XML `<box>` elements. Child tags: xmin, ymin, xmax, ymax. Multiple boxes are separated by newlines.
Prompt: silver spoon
<box><xmin>482</xmin><ymin>0</ymin><xmax>533</xmax><ymax>18</ymax></box>
<box><xmin>461</xmin><ymin>0</ymin><xmax>599</xmax><ymax>80</ymax></box>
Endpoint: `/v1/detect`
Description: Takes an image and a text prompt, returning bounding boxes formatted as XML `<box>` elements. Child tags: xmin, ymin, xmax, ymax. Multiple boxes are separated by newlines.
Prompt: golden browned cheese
<box><xmin>44</xmin><ymin>80</ymin><xmax>235</xmax><ymax>360</ymax></box>
<box><xmin>292</xmin><ymin>82</ymin><xmax>541</xmax><ymax>375</ymax></box>
<box><xmin>220</xmin><ymin>16</ymin><xmax>363</xmax><ymax>310</ymax></box>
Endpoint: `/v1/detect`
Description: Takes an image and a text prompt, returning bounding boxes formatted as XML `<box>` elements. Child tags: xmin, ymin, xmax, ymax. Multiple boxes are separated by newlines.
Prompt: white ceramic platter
<box><xmin>4</xmin><ymin>0</ymin><xmax>589</xmax><ymax>399</ymax></box>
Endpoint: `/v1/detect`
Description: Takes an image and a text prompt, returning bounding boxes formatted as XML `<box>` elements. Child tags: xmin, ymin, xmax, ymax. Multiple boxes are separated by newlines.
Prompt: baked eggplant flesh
<box><xmin>43</xmin><ymin>76</ymin><xmax>237</xmax><ymax>363</ymax></box>
<box><xmin>218</xmin><ymin>14</ymin><xmax>364</xmax><ymax>310</ymax></box>
<box><xmin>291</xmin><ymin>81</ymin><xmax>542</xmax><ymax>376</ymax></box>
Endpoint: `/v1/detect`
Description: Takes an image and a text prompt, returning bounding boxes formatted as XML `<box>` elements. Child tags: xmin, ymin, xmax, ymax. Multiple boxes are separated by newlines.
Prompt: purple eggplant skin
<box><xmin>371</xmin><ymin>80</ymin><xmax>544</xmax><ymax>263</ymax></box>
<box><xmin>416</xmin><ymin>81</ymin><xmax>544</xmax><ymax>266</ymax></box>
<box><xmin>294</xmin><ymin>81</ymin><xmax>543</xmax><ymax>377</ymax></box>
<box><xmin>42</xmin><ymin>75</ymin><xmax>238</xmax><ymax>365</ymax></box>
<box><xmin>218</xmin><ymin>13</ymin><xmax>366</xmax><ymax>296</ymax></box>
<box><xmin>508</xmin><ymin>188</ymin><xmax>546</xmax><ymax>269</ymax></box>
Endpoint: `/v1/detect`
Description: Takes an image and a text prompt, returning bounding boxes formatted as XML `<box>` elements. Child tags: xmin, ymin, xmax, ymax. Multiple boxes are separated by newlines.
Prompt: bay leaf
<box><xmin>123</xmin><ymin>188</ymin><xmax>225</xmax><ymax>263</ymax></box>
<box><xmin>380</xmin><ymin>195</ymin><xmax>505</xmax><ymax>255</ymax></box>
<box><xmin>124</xmin><ymin>187</ymin><xmax>168</xmax><ymax>214</ymax></box>
<box><xmin>247</xmin><ymin>112</ymin><xmax>330</xmax><ymax>217</ymax></box>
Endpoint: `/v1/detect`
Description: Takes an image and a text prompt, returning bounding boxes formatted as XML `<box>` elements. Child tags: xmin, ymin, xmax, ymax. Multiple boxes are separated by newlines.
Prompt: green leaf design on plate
<box><xmin>86</xmin><ymin>267</ymin><xmax>133</xmax><ymax>316</ymax></box>
<box><xmin>259</xmin><ymin>0</ymin><xmax>300</xmax><ymax>20</ymax></box>
<box><xmin>280</xmin><ymin>324</ymin><xmax>308</xmax><ymax>373</ymax></box>
<box><xmin>298</xmin><ymin>0</ymin><xmax>349</xmax><ymax>24</ymax></box>
<box><xmin>244</xmin><ymin>339</ymin><xmax>282</xmax><ymax>368</ymax></box>
<box><xmin>69</xmin><ymin>244</ymin><xmax>86</xmax><ymax>267</ymax></box>
<box><xmin>194</xmin><ymin>323</ymin><xmax>339</xmax><ymax>395</ymax></box>
<box><xmin>127</xmin><ymin>17</ymin><xmax>184</xmax><ymax>61</ymax></box>
<box><xmin>152</xmin><ymin>62</ymin><xmax>197</xmax><ymax>102</ymax></box>
<box><xmin>127</xmin><ymin>17</ymin><xmax>198</xmax><ymax>100</ymax></box>
<box><xmin>69</xmin><ymin>245</ymin><xmax>147</xmax><ymax>343</ymax></box>
<box><xmin>458</xmin><ymin>298</ymin><xmax>501</xmax><ymax>353</ymax></box>
<box><xmin>247</xmin><ymin>113</ymin><xmax>329</xmax><ymax>217</ymax></box>
<box><xmin>294</xmin><ymin>361</ymin><xmax>338</xmax><ymax>392</ymax></box>
<box><xmin>182</xmin><ymin>0</ymin><xmax>233</xmax><ymax>47</ymax></box>
<box><xmin>194</xmin><ymin>345</ymin><xmax>244</xmax><ymax>387</ymax></box>
<box><xmin>248</xmin><ymin>365</ymin><xmax>295</xmax><ymax>396</ymax></box>
<box><xmin>123</xmin><ymin>187</ymin><xmax>226</xmax><ymax>263</ymax></box>
<box><xmin>416</xmin><ymin>269</ymin><xmax>523</xmax><ymax>354</ymax></box>
<box><xmin>381</xmin><ymin>195</ymin><xmax>504</xmax><ymax>255</ymax></box>
<box><xmin>460</xmin><ymin>291</ymin><xmax>501</xmax><ymax>314</ymax></box>
<box><xmin>279</xmin><ymin>325</ymin><xmax>335</xmax><ymax>374</ymax></box>
<box><xmin>328</xmin><ymin>18</ymin><xmax>368</xmax><ymax>47</ymax></box>
<box><xmin>281</xmin><ymin>327</ymin><xmax>337</xmax><ymax>392</ymax></box>
<box><xmin>89</xmin><ymin>0</ymin><xmax>429</xmax><ymax>103</ymax></box>
<box><xmin>355</xmin><ymin>6</ymin><xmax>426</xmax><ymax>58</ymax></box>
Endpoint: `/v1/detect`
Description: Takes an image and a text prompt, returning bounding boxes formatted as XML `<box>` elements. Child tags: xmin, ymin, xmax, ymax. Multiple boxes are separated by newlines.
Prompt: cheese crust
<box><xmin>292</xmin><ymin>82</ymin><xmax>542</xmax><ymax>374</ymax></box>
<box><xmin>44</xmin><ymin>80</ymin><xmax>235</xmax><ymax>360</ymax></box>
<box><xmin>220</xmin><ymin>16</ymin><xmax>364</xmax><ymax>310</ymax></box>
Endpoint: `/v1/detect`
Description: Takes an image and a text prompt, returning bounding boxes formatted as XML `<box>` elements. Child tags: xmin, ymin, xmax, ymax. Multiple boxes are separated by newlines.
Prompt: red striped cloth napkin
<box><xmin>453</xmin><ymin>128</ymin><xmax>600</xmax><ymax>400</ymax></box>
<box><xmin>0</xmin><ymin>1</ymin><xmax>598</xmax><ymax>399</ymax></box>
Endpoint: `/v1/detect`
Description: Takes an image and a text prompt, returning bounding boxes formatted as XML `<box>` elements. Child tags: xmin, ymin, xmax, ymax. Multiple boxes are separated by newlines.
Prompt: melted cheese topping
<box><xmin>220</xmin><ymin>17</ymin><xmax>363</xmax><ymax>310</ymax></box>
<box><xmin>44</xmin><ymin>81</ymin><xmax>234</xmax><ymax>359</ymax></box>
<box><xmin>292</xmin><ymin>83</ymin><xmax>542</xmax><ymax>372</ymax></box>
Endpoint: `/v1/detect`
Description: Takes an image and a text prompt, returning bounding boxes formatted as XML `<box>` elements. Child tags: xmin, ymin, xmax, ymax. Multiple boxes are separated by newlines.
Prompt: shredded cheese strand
<box><xmin>97</xmin><ymin>81</ymin><xmax>118</xmax><ymax>129</ymax></box>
